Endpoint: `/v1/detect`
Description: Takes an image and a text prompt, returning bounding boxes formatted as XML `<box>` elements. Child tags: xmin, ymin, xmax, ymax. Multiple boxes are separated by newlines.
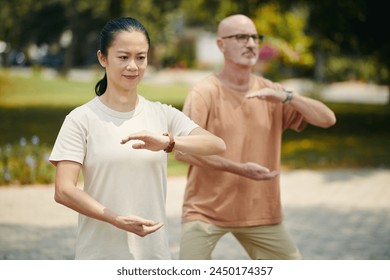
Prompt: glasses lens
<box><xmin>222</xmin><ymin>34</ymin><xmax>264</xmax><ymax>44</ymax></box>
<box><xmin>235</xmin><ymin>34</ymin><xmax>249</xmax><ymax>43</ymax></box>
<box><xmin>235</xmin><ymin>34</ymin><xmax>264</xmax><ymax>44</ymax></box>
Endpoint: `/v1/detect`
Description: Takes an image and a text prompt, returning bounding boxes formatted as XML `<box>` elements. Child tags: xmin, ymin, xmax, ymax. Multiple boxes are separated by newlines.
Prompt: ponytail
<box><xmin>95</xmin><ymin>73</ymin><xmax>107</xmax><ymax>96</ymax></box>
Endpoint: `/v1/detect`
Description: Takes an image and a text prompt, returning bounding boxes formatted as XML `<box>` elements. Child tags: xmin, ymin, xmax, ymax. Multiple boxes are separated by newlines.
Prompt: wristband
<box><xmin>283</xmin><ymin>90</ymin><xmax>293</xmax><ymax>104</ymax></box>
<box><xmin>163</xmin><ymin>132</ymin><xmax>175</xmax><ymax>153</ymax></box>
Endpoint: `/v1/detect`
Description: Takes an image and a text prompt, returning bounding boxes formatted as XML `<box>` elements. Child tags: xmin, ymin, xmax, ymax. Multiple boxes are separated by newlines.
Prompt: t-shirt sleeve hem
<box><xmin>49</xmin><ymin>154</ymin><xmax>84</xmax><ymax>167</ymax></box>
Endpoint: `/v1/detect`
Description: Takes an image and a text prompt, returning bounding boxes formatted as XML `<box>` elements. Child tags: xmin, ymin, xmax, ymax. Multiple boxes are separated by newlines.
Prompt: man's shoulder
<box><xmin>191</xmin><ymin>74</ymin><xmax>220</xmax><ymax>95</ymax></box>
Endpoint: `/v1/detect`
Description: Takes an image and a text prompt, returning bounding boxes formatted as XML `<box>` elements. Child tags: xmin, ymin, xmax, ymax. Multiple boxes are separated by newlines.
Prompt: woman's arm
<box><xmin>54</xmin><ymin>161</ymin><xmax>163</xmax><ymax>237</ymax></box>
<box><xmin>120</xmin><ymin>127</ymin><xmax>226</xmax><ymax>155</ymax></box>
<box><xmin>174</xmin><ymin>127</ymin><xmax>226</xmax><ymax>155</ymax></box>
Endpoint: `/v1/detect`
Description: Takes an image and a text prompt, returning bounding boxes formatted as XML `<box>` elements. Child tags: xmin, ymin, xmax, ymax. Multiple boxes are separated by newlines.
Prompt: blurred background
<box><xmin>0</xmin><ymin>0</ymin><xmax>390</xmax><ymax>262</ymax></box>
<box><xmin>1</xmin><ymin>0</ymin><xmax>388</xmax><ymax>81</ymax></box>
<box><xmin>0</xmin><ymin>0</ymin><xmax>389</xmax><ymax>185</ymax></box>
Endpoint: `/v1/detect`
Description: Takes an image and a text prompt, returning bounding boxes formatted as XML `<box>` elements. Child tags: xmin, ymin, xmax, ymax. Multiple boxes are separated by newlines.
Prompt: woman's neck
<box><xmin>99</xmin><ymin>87</ymin><xmax>138</xmax><ymax>112</ymax></box>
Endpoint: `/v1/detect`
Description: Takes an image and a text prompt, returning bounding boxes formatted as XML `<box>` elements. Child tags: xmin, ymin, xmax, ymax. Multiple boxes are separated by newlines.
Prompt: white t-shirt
<box><xmin>49</xmin><ymin>95</ymin><xmax>198</xmax><ymax>259</ymax></box>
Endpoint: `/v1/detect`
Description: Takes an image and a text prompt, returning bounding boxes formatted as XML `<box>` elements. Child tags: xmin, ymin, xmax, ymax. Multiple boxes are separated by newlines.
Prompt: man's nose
<box><xmin>246</xmin><ymin>36</ymin><xmax>257</xmax><ymax>47</ymax></box>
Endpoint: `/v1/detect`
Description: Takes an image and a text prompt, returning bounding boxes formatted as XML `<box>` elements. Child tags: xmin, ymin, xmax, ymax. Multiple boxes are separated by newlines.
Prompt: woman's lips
<box><xmin>123</xmin><ymin>74</ymin><xmax>138</xmax><ymax>80</ymax></box>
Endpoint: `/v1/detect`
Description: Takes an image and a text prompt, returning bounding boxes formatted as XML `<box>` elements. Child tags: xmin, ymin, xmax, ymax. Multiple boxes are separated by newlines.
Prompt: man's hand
<box><xmin>240</xmin><ymin>162</ymin><xmax>279</xmax><ymax>181</ymax></box>
<box><xmin>246</xmin><ymin>85</ymin><xmax>287</xmax><ymax>104</ymax></box>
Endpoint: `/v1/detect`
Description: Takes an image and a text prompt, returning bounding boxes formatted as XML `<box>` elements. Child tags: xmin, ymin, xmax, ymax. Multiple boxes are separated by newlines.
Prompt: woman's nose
<box><xmin>126</xmin><ymin>60</ymin><xmax>137</xmax><ymax>70</ymax></box>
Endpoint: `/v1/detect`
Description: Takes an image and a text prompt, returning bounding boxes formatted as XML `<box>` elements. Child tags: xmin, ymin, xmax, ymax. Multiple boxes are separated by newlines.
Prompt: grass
<box><xmin>0</xmin><ymin>69</ymin><xmax>189</xmax><ymax>109</ymax></box>
<box><xmin>0</xmin><ymin>69</ymin><xmax>389</xmax><ymax>185</ymax></box>
<box><xmin>281</xmin><ymin>102</ymin><xmax>390</xmax><ymax>169</ymax></box>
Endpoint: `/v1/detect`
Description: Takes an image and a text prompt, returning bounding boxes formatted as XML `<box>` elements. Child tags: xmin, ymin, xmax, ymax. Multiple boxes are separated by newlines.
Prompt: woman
<box><xmin>49</xmin><ymin>17</ymin><xmax>225</xmax><ymax>260</ymax></box>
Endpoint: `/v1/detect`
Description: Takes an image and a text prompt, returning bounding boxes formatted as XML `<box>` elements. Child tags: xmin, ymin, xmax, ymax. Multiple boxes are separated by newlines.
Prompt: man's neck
<box><xmin>217</xmin><ymin>64</ymin><xmax>253</xmax><ymax>92</ymax></box>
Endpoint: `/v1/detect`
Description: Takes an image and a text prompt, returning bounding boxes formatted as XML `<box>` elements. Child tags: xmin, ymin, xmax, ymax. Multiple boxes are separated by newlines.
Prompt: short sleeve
<box><xmin>49</xmin><ymin>114</ymin><xmax>87</xmax><ymax>166</ymax></box>
<box><xmin>182</xmin><ymin>88</ymin><xmax>211</xmax><ymax>129</ymax></box>
<box><xmin>166</xmin><ymin>105</ymin><xmax>199</xmax><ymax>137</ymax></box>
<box><xmin>282</xmin><ymin>105</ymin><xmax>307</xmax><ymax>132</ymax></box>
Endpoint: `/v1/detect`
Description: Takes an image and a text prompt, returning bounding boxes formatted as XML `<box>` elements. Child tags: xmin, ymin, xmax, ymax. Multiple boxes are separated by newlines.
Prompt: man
<box><xmin>175</xmin><ymin>14</ymin><xmax>336</xmax><ymax>260</ymax></box>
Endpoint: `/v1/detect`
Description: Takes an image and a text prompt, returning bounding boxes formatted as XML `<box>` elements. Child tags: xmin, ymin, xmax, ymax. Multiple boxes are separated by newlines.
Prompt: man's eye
<box><xmin>236</xmin><ymin>34</ymin><xmax>248</xmax><ymax>40</ymax></box>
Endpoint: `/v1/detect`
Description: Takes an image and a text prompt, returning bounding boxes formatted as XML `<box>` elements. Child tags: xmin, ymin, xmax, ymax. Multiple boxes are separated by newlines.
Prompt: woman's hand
<box><xmin>121</xmin><ymin>130</ymin><xmax>169</xmax><ymax>151</ymax></box>
<box><xmin>114</xmin><ymin>215</ymin><xmax>163</xmax><ymax>237</ymax></box>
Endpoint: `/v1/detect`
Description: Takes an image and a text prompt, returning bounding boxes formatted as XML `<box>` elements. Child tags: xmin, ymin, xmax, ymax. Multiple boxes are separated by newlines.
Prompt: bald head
<box><xmin>217</xmin><ymin>14</ymin><xmax>257</xmax><ymax>37</ymax></box>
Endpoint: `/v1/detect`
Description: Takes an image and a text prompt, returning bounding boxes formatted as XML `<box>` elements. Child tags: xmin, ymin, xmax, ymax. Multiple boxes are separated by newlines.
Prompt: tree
<box><xmin>179</xmin><ymin>0</ymin><xmax>388</xmax><ymax>83</ymax></box>
<box><xmin>279</xmin><ymin>0</ymin><xmax>389</xmax><ymax>84</ymax></box>
<box><xmin>1</xmin><ymin>0</ymin><xmax>387</xmax><ymax>83</ymax></box>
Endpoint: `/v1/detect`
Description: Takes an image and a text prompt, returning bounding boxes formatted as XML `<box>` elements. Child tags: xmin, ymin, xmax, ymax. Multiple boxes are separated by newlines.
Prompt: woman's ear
<box><xmin>97</xmin><ymin>50</ymin><xmax>107</xmax><ymax>67</ymax></box>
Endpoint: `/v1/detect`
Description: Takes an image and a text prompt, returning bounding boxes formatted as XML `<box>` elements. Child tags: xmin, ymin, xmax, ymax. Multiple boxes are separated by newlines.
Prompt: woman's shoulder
<box><xmin>139</xmin><ymin>94</ymin><xmax>167</xmax><ymax>107</ymax></box>
<box><xmin>140</xmin><ymin>96</ymin><xmax>183</xmax><ymax>120</ymax></box>
<box><xmin>66</xmin><ymin>98</ymin><xmax>97</xmax><ymax>120</ymax></box>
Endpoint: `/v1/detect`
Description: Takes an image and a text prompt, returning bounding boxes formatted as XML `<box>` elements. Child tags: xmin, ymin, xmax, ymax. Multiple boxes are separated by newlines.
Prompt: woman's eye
<box><xmin>119</xmin><ymin>56</ymin><xmax>127</xmax><ymax>60</ymax></box>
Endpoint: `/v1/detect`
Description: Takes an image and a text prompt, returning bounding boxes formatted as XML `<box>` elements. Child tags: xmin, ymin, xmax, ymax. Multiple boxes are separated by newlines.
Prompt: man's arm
<box><xmin>287</xmin><ymin>91</ymin><xmax>336</xmax><ymax>128</ymax></box>
<box><xmin>246</xmin><ymin>88</ymin><xmax>336</xmax><ymax>128</ymax></box>
<box><xmin>175</xmin><ymin>152</ymin><xmax>279</xmax><ymax>181</ymax></box>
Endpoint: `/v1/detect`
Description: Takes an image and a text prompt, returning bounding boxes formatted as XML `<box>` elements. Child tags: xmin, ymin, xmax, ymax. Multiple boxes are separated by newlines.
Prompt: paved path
<box><xmin>1</xmin><ymin>169</ymin><xmax>389</xmax><ymax>260</ymax></box>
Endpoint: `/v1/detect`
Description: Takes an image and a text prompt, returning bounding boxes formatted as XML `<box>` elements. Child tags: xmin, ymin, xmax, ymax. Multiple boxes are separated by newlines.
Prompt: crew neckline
<box><xmin>93</xmin><ymin>95</ymin><xmax>145</xmax><ymax>119</ymax></box>
<box><xmin>213</xmin><ymin>73</ymin><xmax>256</xmax><ymax>93</ymax></box>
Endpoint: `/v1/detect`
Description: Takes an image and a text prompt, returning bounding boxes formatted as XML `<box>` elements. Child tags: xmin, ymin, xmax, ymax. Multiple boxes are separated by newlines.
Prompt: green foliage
<box><xmin>254</xmin><ymin>3</ymin><xmax>314</xmax><ymax>67</ymax></box>
<box><xmin>161</xmin><ymin>36</ymin><xmax>197</xmax><ymax>69</ymax></box>
<box><xmin>1</xmin><ymin>0</ymin><xmax>388</xmax><ymax>84</ymax></box>
<box><xmin>282</xmin><ymin>102</ymin><xmax>390</xmax><ymax>169</ymax></box>
<box><xmin>0</xmin><ymin>137</ymin><xmax>55</xmax><ymax>186</ymax></box>
<box><xmin>323</xmin><ymin>55</ymin><xmax>389</xmax><ymax>84</ymax></box>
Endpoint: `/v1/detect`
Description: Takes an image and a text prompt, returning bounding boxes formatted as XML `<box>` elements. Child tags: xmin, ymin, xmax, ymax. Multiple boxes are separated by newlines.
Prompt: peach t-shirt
<box><xmin>182</xmin><ymin>74</ymin><xmax>307</xmax><ymax>227</ymax></box>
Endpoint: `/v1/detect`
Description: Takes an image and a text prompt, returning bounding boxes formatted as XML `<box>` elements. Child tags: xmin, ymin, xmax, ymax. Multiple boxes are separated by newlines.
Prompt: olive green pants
<box><xmin>179</xmin><ymin>220</ymin><xmax>302</xmax><ymax>260</ymax></box>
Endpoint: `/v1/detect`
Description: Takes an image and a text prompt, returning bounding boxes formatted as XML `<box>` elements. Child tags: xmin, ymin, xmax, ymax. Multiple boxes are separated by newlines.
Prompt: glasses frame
<box><xmin>221</xmin><ymin>33</ymin><xmax>264</xmax><ymax>44</ymax></box>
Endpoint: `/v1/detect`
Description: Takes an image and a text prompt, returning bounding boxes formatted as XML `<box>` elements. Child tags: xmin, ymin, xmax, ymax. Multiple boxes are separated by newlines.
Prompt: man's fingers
<box><xmin>261</xmin><ymin>170</ymin><xmax>280</xmax><ymax>180</ymax></box>
<box><xmin>258</xmin><ymin>166</ymin><xmax>270</xmax><ymax>173</ymax></box>
<box><xmin>246</xmin><ymin>91</ymin><xmax>260</xmax><ymax>98</ymax></box>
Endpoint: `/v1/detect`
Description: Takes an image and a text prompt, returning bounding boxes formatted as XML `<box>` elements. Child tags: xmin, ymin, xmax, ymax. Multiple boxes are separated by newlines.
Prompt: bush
<box><xmin>0</xmin><ymin>136</ymin><xmax>55</xmax><ymax>186</ymax></box>
<box><xmin>323</xmin><ymin>55</ymin><xmax>389</xmax><ymax>84</ymax></box>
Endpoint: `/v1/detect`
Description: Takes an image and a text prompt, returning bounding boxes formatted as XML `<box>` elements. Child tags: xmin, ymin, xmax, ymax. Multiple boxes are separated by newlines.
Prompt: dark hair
<box><xmin>95</xmin><ymin>17</ymin><xmax>151</xmax><ymax>96</ymax></box>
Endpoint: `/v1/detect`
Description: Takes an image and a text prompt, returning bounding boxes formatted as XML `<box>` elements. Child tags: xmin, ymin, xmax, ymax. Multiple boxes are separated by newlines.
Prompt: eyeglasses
<box><xmin>221</xmin><ymin>34</ymin><xmax>264</xmax><ymax>44</ymax></box>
